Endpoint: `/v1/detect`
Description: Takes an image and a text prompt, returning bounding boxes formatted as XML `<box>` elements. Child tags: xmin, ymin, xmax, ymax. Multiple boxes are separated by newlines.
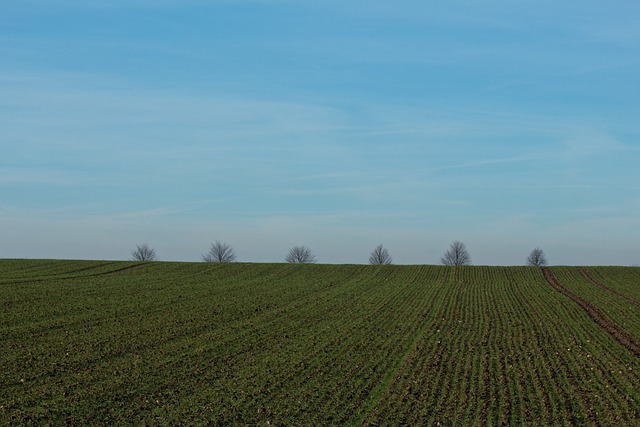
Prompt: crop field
<box><xmin>1</xmin><ymin>260</ymin><xmax>639</xmax><ymax>425</ymax></box>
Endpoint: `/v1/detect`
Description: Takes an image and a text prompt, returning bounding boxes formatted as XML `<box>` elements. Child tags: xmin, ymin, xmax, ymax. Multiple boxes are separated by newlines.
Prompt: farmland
<box><xmin>1</xmin><ymin>260</ymin><xmax>639</xmax><ymax>425</ymax></box>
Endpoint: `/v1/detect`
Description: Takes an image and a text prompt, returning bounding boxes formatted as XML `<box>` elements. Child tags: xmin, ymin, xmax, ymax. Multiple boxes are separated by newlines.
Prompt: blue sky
<box><xmin>1</xmin><ymin>1</ymin><xmax>639</xmax><ymax>265</ymax></box>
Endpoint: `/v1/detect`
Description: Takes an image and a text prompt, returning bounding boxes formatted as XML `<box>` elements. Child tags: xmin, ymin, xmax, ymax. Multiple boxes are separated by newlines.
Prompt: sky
<box><xmin>1</xmin><ymin>1</ymin><xmax>639</xmax><ymax>265</ymax></box>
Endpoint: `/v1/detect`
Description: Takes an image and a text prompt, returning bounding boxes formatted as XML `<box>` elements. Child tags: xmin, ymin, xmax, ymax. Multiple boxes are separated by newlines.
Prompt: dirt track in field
<box><xmin>541</xmin><ymin>267</ymin><xmax>640</xmax><ymax>357</ymax></box>
<box><xmin>577</xmin><ymin>267</ymin><xmax>640</xmax><ymax>308</ymax></box>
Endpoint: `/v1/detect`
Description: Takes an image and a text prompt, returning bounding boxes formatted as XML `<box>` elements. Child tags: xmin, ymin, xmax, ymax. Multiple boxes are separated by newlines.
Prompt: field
<box><xmin>1</xmin><ymin>260</ymin><xmax>639</xmax><ymax>425</ymax></box>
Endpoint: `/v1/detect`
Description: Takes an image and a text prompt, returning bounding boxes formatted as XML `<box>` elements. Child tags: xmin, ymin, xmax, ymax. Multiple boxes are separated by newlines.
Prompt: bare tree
<box><xmin>285</xmin><ymin>245</ymin><xmax>316</xmax><ymax>263</ymax></box>
<box><xmin>202</xmin><ymin>241</ymin><xmax>237</xmax><ymax>263</ymax></box>
<box><xmin>131</xmin><ymin>243</ymin><xmax>157</xmax><ymax>261</ymax></box>
<box><xmin>526</xmin><ymin>248</ymin><xmax>547</xmax><ymax>266</ymax></box>
<box><xmin>440</xmin><ymin>241</ymin><xmax>471</xmax><ymax>266</ymax></box>
<box><xmin>369</xmin><ymin>244</ymin><xmax>393</xmax><ymax>265</ymax></box>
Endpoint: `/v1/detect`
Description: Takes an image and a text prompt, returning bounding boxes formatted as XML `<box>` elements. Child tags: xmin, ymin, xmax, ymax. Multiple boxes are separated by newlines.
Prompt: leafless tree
<box><xmin>526</xmin><ymin>248</ymin><xmax>547</xmax><ymax>266</ymax></box>
<box><xmin>285</xmin><ymin>245</ymin><xmax>316</xmax><ymax>263</ymax></box>
<box><xmin>440</xmin><ymin>241</ymin><xmax>471</xmax><ymax>266</ymax></box>
<box><xmin>131</xmin><ymin>243</ymin><xmax>157</xmax><ymax>261</ymax></box>
<box><xmin>202</xmin><ymin>241</ymin><xmax>237</xmax><ymax>263</ymax></box>
<box><xmin>369</xmin><ymin>244</ymin><xmax>393</xmax><ymax>265</ymax></box>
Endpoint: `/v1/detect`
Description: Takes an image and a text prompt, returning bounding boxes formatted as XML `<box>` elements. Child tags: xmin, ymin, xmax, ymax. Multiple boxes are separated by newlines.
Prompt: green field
<box><xmin>1</xmin><ymin>260</ymin><xmax>639</xmax><ymax>425</ymax></box>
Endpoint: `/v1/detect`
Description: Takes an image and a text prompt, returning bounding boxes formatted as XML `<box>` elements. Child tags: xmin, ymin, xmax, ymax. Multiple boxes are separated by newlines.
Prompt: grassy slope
<box><xmin>1</xmin><ymin>261</ymin><xmax>638</xmax><ymax>425</ymax></box>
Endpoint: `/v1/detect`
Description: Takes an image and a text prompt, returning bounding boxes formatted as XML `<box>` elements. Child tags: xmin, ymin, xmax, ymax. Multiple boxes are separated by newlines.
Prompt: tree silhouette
<box><xmin>131</xmin><ymin>243</ymin><xmax>157</xmax><ymax>261</ymax></box>
<box><xmin>526</xmin><ymin>248</ymin><xmax>547</xmax><ymax>266</ymax></box>
<box><xmin>285</xmin><ymin>245</ymin><xmax>316</xmax><ymax>263</ymax></box>
<box><xmin>202</xmin><ymin>241</ymin><xmax>237</xmax><ymax>263</ymax></box>
<box><xmin>440</xmin><ymin>241</ymin><xmax>471</xmax><ymax>266</ymax></box>
<box><xmin>369</xmin><ymin>244</ymin><xmax>393</xmax><ymax>265</ymax></box>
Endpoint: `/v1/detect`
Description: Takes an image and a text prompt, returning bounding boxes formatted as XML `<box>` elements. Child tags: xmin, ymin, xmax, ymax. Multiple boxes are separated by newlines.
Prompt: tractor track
<box><xmin>577</xmin><ymin>267</ymin><xmax>640</xmax><ymax>308</ymax></box>
<box><xmin>541</xmin><ymin>267</ymin><xmax>640</xmax><ymax>357</ymax></box>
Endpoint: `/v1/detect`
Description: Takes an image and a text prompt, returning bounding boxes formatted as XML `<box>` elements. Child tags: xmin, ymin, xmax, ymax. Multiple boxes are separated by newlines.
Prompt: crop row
<box><xmin>548</xmin><ymin>267</ymin><xmax>640</xmax><ymax>345</ymax></box>
<box><xmin>362</xmin><ymin>267</ymin><xmax>639</xmax><ymax>425</ymax></box>
<box><xmin>1</xmin><ymin>262</ymin><xmax>445</xmax><ymax>424</ymax></box>
<box><xmin>580</xmin><ymin>266</ymin><xmax>640</xmax><ymax>302</ymax></box>
<box><xmin>1</xmin><ymin>261</ymin><xmax>638</xmax><ymax>425</ymax></box>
